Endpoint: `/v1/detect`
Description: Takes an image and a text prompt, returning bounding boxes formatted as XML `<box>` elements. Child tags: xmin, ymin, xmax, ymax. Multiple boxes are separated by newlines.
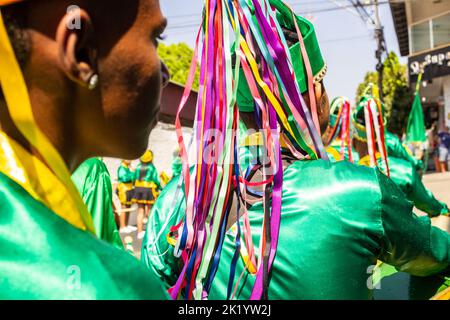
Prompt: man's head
<box><xmin>0</xmin><ymin>0</ymin><xmax>169</xmax><ymax>170</ymax></box>
<box><xmin>303</xmin><ymin>81</ymin><xmax>330</xmax><ymax>137</ymax></box>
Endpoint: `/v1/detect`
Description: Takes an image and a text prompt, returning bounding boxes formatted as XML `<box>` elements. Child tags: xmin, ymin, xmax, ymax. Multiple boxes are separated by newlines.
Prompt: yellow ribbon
<box><xmin>358</xmin><ymin>152</ymin><xmax>381</xmax><ymax>168</ymax></box>
<box><xmin>325</xmin><ymin>146</ymin><xmax>342</xmax><ymax>162</ymax></box>
<box><xmin>239</xmin><ymin>38</ymin><xmax>298</xmax><ymax>142</ymax></box>
<box><xmin>0</xmin><ymin>11</ymin><xmax>95</xmax><ymax>233</ymax></box>
<box><xmin>0</xmin><ymin>131</ymin><xmax>93</xmax><ymax>230</ymax></box>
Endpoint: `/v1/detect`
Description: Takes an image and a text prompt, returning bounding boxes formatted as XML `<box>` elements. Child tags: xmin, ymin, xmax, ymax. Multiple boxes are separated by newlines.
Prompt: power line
<box><xmin>291</xmin><ymin>0</ymin><xmax>389</xmax><ymax>13</ymax></box>
<box><xmin>322</xmin><ymin>34</ymin><xmax>371</xmax><ymax>43</ymax></box>
<box><xmin>165</xmin><ymin>0</ymin><xmax>390</xmax><ymax>30</ymax></box>
<box><xmin>165</xmin><ymin>0</ymin><xmax>350</xmax><ymax>20</ymax></box>
<box><xmin>165</xmin><ymin>29</ymin><xmax>371</xmax><ymax>45</ymax></box>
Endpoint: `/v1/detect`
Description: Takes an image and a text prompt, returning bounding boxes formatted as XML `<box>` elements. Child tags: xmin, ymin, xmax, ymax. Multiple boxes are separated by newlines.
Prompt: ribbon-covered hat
<box><xmin>353</xmin><ymin>95</ymin><xmax>373</xmax><ymax>141</ymax></box>
<box><xmin>236</xmin><ymin>0</ymin><xmax>326</xmax><ymax>112</ymax></box>
<box><xmin>353</xmin><ymin>94</ymin><xmax>386</xmax><ymax>141</ymax></box>
<box><xmin>352</xmin><ymin>89</ymin><xmax>390</xmax><ymax>174</ymax></box>
<box><xmin>329</xmin><ymin>96</ymin><xmax>350</xmax><ymax>128</ymax></box>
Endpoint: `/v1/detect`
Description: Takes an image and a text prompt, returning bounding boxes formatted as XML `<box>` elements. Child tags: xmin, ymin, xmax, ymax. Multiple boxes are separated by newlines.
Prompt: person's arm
<box><xmin>377</xmin><ymin>170</ymin><xmax>450</xmax><ymax>277</ymax></box>
<box><xmin>149</xmin><ymin>164</ymin><xmax>162</xmax><ymax>190</ymax></box>
<box><xmin>141</xmin><ymin>177</ymin><xmax>185</xmax><ymax>288</ymax></box>
<box><xmin>409</xmin><ymin>169</ymin><xmax>449</xmax><ymax>218</ymax></box>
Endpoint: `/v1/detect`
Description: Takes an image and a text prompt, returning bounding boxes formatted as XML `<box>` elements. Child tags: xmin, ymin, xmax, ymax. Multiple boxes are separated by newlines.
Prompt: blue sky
<box><xmin>160</xmin><ymin>0</ymin><xmax>405</xmax><ymax>102</ymax></box>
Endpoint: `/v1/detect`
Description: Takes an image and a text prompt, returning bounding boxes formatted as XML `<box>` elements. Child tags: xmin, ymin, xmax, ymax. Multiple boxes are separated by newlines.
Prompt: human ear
<box><xmin>55</xmin><ymin>8</ymin><xmax>98</xmax><ymax>89</ymax></box>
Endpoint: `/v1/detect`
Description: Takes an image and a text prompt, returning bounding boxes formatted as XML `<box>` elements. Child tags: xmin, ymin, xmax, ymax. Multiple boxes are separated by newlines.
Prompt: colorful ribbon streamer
<box><xmin>170</xmin><ymin>0</ymin><xmax>328</xmax><ymax>300</ymax></box>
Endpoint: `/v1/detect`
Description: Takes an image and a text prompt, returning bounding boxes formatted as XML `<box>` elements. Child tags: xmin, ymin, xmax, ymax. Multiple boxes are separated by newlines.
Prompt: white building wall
<box><xmin>103</xmin><ymin>121</ymin><xmax>193</xmax><ymax>183</ymax></box>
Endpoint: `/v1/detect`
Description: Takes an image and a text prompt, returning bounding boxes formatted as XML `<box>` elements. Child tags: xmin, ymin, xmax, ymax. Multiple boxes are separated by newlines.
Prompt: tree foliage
<box><xmin>158</xmin><ymin>42</ymin><xmax>199</xmax><ymax>90</ymax></box>
<box><xmin>356</xmin><ymin>52</ymin><xmax>413</xmax><ymax>136</ymax></box>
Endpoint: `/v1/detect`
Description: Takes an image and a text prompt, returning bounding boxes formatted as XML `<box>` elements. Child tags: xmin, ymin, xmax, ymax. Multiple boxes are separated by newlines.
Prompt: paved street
<box><xmin>422</xmin><ymin>172</ymin><xmax>450</xmax><ymax>209</ymax></box>
<box><xmin>417</xmin><ymin>172</ymin><xmax>450</xmax><ymax>233</ymax></box>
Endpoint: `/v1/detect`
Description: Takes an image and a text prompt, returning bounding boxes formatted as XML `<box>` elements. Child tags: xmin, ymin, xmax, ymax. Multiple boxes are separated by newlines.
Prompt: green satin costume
<box><xmin>134</xmin><ymin>163</ymin><xmax>162</xmax><ymax>190</ymax></box>
<box><xmin>385</xmin><ymin>131</ymin><xmax>424</xmax><ymax>172</ymax></box>
<box><xmin>0</xmin><ymin>171</ymin><xmax>168</xmax><ymax>299</ymax></box>
<box><xmin>72</xmin><ymin>158</ymin><xmax>123</xmax><ymax>249</ymax></box>
<box><xmin>142</xmin><ymin>145</ymin><xmax>450</xmax><ymax>300</ymax></box>
<box><xmin>118</xmin><ymin>163</ymin><xmax>134</xmax><ymax>183</ymax></box>
<box><xmin>358</xmin><ymin>155</ymin><xmax>448</xmax><ymax>218</ymax></box>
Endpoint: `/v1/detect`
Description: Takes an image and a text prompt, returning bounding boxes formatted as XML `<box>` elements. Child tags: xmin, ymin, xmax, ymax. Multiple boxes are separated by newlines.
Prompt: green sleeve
<box><xmin>73</xmin><ymin>159</ymin><xmax>123</xmax><ymax>250</ymax></box>
<box><xmin>147</xmin><ymin>164</ymin><xmax>162</xmax><ymax>190</ymax></box>
<box><xmin>409</xmin><ymin>169</ymin><xmax>449</xmax><ymax>218</ymax></box>
<box><xmin>134</xmin><ymin>164</ymin><xmax>141</xmax><ymax>182</ymax></box>
<box><xmin>377</xmin><ymin>170</ymin><xmax>450</xmax><ymax>277</ymax></box>
<box><xmin>117</xmin><ymin>166</ymin><xmax>133</xmax><ymax>183</ymax></box>
<box><xmin>386</xmin><ymin>132</ymin><xmax>423</xmax><ymax>171</ymax></box>
<box><xmin>141</xmin><ymin>177</ymin><xmax>185</xmax><ymax>287</ymax></box>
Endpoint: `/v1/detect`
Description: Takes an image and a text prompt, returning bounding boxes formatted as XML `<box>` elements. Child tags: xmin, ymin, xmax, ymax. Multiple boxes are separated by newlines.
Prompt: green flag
<box><xmin>406</xmin><ymin>77</ymin><xmax>426</xmax><ymax>143</ymax></box>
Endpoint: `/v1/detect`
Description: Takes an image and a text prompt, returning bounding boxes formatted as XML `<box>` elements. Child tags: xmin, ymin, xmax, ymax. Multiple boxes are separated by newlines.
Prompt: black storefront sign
<box><xmin>409</xmin><ymin>45</ymin><xmax>450</xmax><ymax>83</ymax></box>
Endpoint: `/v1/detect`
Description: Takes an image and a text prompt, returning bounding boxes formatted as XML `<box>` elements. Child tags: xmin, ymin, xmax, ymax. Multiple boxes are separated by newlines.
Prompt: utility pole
<box><xmin>373</xmin><ymin>0</ymin><xmax>385</xmax><ymax>102</ymax></box>
<box><xmin>348</xmin><ymin>0</ymin><xmax>387</xmax><ymax>100</ymax></box>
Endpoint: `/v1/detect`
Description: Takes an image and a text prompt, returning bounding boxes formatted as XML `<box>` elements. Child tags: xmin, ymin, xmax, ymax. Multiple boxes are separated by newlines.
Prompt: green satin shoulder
<box><xmin>72</xmin><ymin>158</ymin><xmax>123</xmax><ymax>249</ymax></box>
<box><xmin>117</xmin><ymin>165</ymin><xmax>134</xmax><ymax>183</ymax></box>
<box><xmin>378</xmin><ymin>156</ymin><xmax>448</xmax><ymax>217</ymax></box>
<box><xmin>378</xmin><ymin>156</ymin><xmax>415</xmax><ymax>194</ymax></box>
<box><xmin>385</xmin><ymin>131</ymin><xmax>423</xmax><ymax>171</ymax></box>
<box><xmin>0</xmin><ymin>172</ymin><xmax>168</xmax><ymax>300</ymax></box>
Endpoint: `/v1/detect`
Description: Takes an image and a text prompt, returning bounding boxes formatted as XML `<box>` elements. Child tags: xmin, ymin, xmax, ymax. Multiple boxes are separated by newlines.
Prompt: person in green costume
<box><xmin>116</xmin><ymin>159</ymin><xmax>137</xmax><ymax>234</ymax></box>
<box><xmin>133</xmin><ymin>149</ymin><xmax>162</xmax><ymax>239</ymax></box>
<box><xmin>142</xmin><ymin>0</ymin><xmax>450</xmax><ymax>300</ymax></box>
<box><xmin>0</xmin><ymin>0</ymin><xmax>170</xmax><ymax>299</ymax></box>
<box><xmin>72</xmin><ymin>157</ymin><xmax>123</xmax><ymax>249</ymax></box>
<box><xmin>360</xmin><ymin>85</ymin><xmax>424</xmax><ymax>173</ymax></box>
<box><xmin>352</xmin><ymin>94</ymin><xmax>449</xmax><ymax>218</ymax></box>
